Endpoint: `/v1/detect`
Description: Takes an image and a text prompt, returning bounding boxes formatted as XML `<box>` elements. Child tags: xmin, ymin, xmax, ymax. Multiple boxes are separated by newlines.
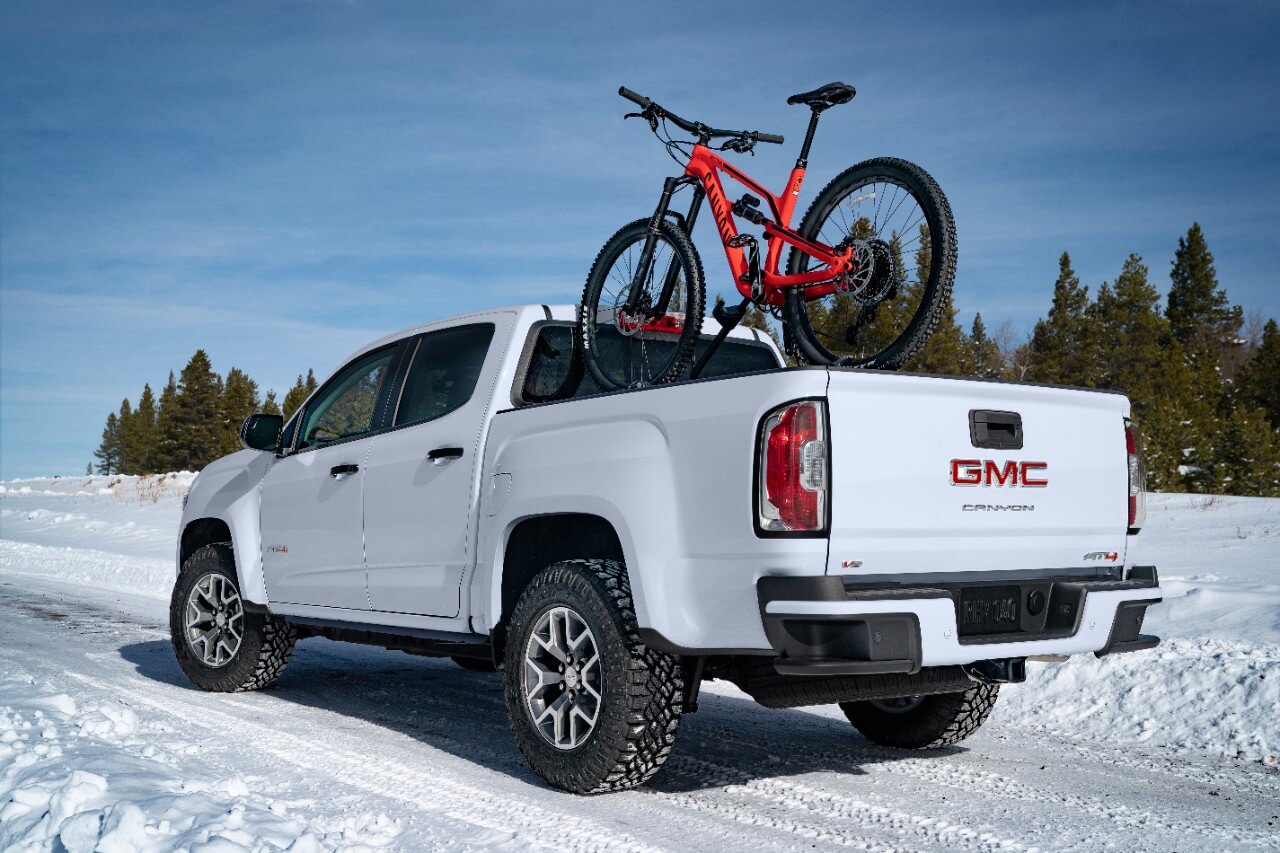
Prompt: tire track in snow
<box><xmin>64</xmin><ymin>670</ymin><xmax>652</xmax><ymax>853</ymax></box>
<box><xmin>690</xmin><ymin>712</ymin><xmax>1279</xmax><ymax>848</ymax></box>
<box><xmin>654</xmin><ymin>754</ymin><xmax>1029</xmax><ymax>852</ymax></box>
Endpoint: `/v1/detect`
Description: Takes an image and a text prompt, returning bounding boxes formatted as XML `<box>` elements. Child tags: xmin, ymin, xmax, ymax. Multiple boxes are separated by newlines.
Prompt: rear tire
<box><xmin>840</xmin><ymin>684</ymin><xmax>999</xmax><ymax>749</ymax></box>
<box><xmin>579</xmin><ymin>218</ymin><xmax>706</xmax><ymax>389</ymax></box>
<box><xmin>170</xmin><ymin>544</ymin><xmax>297</xmax><ymax>692</ymax></box>
<box><xmin>504</xmin><ymin>559</ymin><xmax>683</xmax><ymax>793</ymax></box>
<box><xmin>784</xmin><ymin>157</ymin><xmax>956</xmax><ymax>368</ymax></box>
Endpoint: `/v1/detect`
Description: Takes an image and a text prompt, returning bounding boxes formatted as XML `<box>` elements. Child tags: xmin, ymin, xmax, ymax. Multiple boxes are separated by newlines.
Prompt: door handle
<box><xmin>329</xmin><ymin>463</ymin><xmax>360</xmax><ymax>478</ymax></box>
<box><xmin>427</xmin><ymin>446</ymin><xmax>464</xmax><ymax>463</ymax></box>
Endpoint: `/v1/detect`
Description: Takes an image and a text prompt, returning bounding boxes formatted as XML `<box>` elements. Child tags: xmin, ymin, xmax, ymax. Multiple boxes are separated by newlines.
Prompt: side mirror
<box><xmin>240</xmin><ymin>413</ymin><xmax>284</xmax><ymax>451</ymax></box>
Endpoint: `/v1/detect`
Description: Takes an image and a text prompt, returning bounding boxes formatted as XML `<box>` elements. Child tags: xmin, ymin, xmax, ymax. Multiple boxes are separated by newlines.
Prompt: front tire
<box><xmin>579</xmin><ymin>218</ymin><xmax>706</xmax><ymax>390</ymax></box>
<box><xmin>170</xmin><ymin>544</ymin><xmax>297</xmax><ymax>692</ymax></box>
<box><xmin>840</xmin><ymin>684</ymin><xmax>999</xmax><ymax>749</ymax></box>
<box><xmin>503</xmin><ymin>559</ymin><xmax>683</xmax><ymax>793</ymax></box>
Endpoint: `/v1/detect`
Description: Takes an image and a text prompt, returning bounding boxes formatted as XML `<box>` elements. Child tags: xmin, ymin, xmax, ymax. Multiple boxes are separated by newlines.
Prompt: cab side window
<box><xmin>299</xmin><ymin>345</ymin><xmax>396</xmax><ymax>448</ymax></box>
<box><xmin>394</xmin><ymin>324</ymin><xmax>495</xmax><ymax>427</ymax></box>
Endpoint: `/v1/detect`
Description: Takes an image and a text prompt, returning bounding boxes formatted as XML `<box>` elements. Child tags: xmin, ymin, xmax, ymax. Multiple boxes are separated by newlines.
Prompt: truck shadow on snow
<box><xmin>119</xmin><ymin>638</ymin><xmax>962</xmax><ymax>793</ymax></box>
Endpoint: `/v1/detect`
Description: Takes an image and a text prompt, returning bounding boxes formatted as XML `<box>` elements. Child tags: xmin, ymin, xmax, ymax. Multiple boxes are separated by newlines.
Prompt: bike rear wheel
<box><xmin>783</xmin><ymin>157</ymin><xmax>956</xmax><ymax>368</ymax></box>
<box><xmin>580</xmin><ymin>218</ymin><xmax>706</xmax><ymax>389</ymax></box>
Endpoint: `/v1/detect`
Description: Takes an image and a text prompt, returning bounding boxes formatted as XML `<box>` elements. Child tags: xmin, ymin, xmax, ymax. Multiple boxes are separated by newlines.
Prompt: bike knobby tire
<box><xmin>579</xmin><ymin>218</ymin><xmax>706</xmax><ymax>389</ymax></box>
<box><xmin>783</xmin><ymin>157</ymin><xmax>956</xmax><ymax>369</ymax></box>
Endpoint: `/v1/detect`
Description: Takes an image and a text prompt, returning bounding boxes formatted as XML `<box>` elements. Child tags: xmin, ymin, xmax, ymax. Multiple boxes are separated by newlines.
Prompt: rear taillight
<box><xmin>758</xmin><ymin>400</ymin><xmax>828</xmax><ymax>534</ymax></box>
<box><xmin>1125</xmin><ymin>418</ymin><xmax>1146</xmax><ymax>531</ymax></box>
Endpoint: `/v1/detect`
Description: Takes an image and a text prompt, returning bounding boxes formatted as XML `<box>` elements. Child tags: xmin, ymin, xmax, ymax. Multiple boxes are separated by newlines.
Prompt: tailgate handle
<box><xmin>970</xmin><ymin>410</ymin><xmax>1023</xmax><ymax>450</ymax></box>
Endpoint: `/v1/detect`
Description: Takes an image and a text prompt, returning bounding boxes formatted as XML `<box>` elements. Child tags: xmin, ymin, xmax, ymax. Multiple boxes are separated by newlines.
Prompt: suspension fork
<box><xmin>625</xmin><ymin>176</ymin><xmax>701</xmax><ymax>317</ymax></box>
<box><xmin>654</xmin><ymin>182</ymin><xmax>703</xmax><ymax>317</ymax></box>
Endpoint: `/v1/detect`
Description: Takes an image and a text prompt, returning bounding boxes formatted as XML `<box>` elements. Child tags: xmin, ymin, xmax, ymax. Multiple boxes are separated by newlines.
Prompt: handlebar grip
<box><xmin>756</xmin><ymin>132</ymin><xmax>785</xmax><ymax>145</ymax></box>
<box><xmin>618</xmin><ymin>86</ymin><xmax>652</xmax><ymax>109</ymax></box>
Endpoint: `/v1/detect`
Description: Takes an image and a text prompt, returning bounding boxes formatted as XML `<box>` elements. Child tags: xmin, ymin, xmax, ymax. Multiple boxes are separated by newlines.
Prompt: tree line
<box><xmin>92</xmin><ymin>354</ymin><xmax>317</xmax><ymax>475</ymax></box>
<box><xmin>747</xmin><ymin>221</ymin><xmax>1280</xmax><ymax>496</ymax></box>
<box><xmin>96</xmin><ymin>222</ymin><xmax>1278</xmax><ymax>495</ymax></box>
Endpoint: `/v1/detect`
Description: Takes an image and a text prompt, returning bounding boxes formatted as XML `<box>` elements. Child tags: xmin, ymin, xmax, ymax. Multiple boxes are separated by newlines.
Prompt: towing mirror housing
<box><xmin>240</xmin><ymin>413</ymin><xmax>284</xmax><ymax>451</ymax></box>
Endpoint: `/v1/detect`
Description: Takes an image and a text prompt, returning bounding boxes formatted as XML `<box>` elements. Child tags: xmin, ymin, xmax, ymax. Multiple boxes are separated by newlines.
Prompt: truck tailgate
<box><xmin>824</xmin><ymin>370</ymin><xmax>1131</xmax><ymax>578</ymax></box>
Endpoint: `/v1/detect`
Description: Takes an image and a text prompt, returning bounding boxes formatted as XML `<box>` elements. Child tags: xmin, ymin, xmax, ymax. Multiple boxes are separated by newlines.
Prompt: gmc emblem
<box><xmin>950</xmin><ymin>459</ymin><xmax>1048</xmax><ymax>487</ymax></box>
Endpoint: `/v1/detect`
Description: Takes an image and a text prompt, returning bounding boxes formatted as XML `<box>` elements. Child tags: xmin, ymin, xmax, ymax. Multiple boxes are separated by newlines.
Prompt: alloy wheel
<box><xmin>523</xmin><ymin>605</ymin><xmax>603</xmax><ymax>750</ymax></box>
<box><xmin>184</xmin><ymin>572</ymin><xmax>245</xmax><ymax>668</ymax></box>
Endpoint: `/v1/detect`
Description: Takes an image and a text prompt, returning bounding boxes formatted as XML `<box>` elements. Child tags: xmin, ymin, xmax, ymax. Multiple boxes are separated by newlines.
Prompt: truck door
<box><xmin>362</xmin><ymin>321</ymin><xmax>500</xmax><ymax>617</ymax></box>
<box><xmin>259</xmin><ymin>343</ymin><xmax>398</xmax><ymax>610</ymax></box>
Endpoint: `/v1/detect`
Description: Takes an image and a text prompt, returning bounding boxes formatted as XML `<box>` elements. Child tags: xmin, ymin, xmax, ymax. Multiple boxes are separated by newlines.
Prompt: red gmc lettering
<box><xmin>950</xmin><ymin>459</ymin><xmax>1049</xmax><ymax>487</ymax></box>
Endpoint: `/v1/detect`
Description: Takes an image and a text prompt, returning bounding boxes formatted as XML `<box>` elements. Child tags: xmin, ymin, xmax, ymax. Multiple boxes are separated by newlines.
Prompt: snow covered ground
<box><xmin>1</xmin><ymin>475</ymin><xmax>1277</xmax><ymax>851</ymax></box>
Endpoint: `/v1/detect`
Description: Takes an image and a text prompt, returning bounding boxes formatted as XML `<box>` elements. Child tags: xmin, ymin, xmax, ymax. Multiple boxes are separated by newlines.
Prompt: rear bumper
<box><xmin>758</xmin><ymin>567</ymin><xmax>1162</xmax><ymax>675</ymax></box>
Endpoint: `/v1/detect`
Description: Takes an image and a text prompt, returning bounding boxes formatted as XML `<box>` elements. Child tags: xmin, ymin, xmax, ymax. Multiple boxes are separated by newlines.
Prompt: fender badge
<box><xmin>267</xmin><ymin>545</ymin><xmax>289</xmax><ymax>555</ymax></box>
<box><xmin>841</xmin><ymin>560</ymin><xmax>862</xmax><ymax>569</ymax></box>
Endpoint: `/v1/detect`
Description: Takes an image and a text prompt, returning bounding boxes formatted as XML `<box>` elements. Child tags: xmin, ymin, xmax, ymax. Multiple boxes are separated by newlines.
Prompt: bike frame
<box><xmin>682</xmin><ymin>145</ymin><xmax>852</xmax><ymax>307</ymax></box>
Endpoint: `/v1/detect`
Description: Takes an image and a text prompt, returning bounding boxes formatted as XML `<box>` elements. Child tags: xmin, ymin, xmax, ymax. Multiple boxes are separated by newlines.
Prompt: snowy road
<box><xmin>2</xmin><ymin>477</ymin><xmax>1278</xmax><ymax>850</ymax></box>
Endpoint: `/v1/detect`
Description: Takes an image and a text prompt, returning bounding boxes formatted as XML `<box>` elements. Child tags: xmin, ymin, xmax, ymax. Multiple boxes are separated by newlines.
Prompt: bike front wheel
<box><xmin>783</xmin><ymin>157</ymin><xmax>956</xmax><ymax>368</ymax></box>
<box><xmin>579</xmin><ymin>218</ymin><xmax>706</xmax><ymax>389</ymax></box>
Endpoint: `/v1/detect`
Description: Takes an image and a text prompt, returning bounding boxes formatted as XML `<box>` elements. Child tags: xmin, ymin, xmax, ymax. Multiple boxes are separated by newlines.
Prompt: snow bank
<box><xmin>0</xmin><ymin>672</ymin><xmax>400</xmax><ymax>851</ymax></box>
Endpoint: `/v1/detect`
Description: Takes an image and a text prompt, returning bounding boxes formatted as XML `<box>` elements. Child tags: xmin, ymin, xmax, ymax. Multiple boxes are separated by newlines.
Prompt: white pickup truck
<box><xmin>172</xmin><ymin>304</ymin><xmax>1162</xmax><ymax>793</ymax></box>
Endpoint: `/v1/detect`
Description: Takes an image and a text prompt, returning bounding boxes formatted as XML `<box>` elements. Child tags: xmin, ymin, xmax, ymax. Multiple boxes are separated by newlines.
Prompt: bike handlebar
<box><xmin>618</xmin><ymin>86</ymin><xmax>784</xmax><ymax>146</ymax></box>
<box><xmin>618</xmin><ymin>86</ymin><xmax>651</xmax><ymax>109</ymax></box>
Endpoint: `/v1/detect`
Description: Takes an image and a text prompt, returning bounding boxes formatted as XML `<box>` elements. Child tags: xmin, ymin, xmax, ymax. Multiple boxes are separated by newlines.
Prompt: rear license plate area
<box><xmin>958</xmin><ymin>585</ymin><xmax>1020</xmax><ymax>636</ymax></box>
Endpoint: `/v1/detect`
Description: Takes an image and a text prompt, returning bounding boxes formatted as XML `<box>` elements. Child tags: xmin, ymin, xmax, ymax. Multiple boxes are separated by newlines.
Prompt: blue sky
<box><xmin>2</xmin><ymin>2</ymin><xmax>1278</xmax><ymax>478</ymax></box>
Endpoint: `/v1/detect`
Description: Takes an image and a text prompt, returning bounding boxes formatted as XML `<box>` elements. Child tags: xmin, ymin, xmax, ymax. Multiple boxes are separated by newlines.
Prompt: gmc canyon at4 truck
<box><xmin>172</xmin><ymin>304</ymin><xmax>1163</xmax><ymax>794</ymax></box>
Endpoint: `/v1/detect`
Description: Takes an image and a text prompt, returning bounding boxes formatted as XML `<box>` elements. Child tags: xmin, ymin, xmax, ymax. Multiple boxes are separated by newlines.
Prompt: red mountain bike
<box><xmin>579</xmin><ymin>82</ymin><xmax>957</xmax><ymax>389</ymax></box>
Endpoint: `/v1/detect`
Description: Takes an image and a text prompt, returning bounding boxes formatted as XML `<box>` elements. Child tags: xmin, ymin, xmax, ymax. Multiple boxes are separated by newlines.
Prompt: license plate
<box><xmin>959</xmin><ymin>586</ymin><xmax>1021</xmax><ymax>635</ymax></box>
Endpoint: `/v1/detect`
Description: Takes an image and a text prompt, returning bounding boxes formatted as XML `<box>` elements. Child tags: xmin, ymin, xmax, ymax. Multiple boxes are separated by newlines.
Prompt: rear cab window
<box><xmin>519</xmin><ymin>323</ymin><xmax>782</xmax><ymax>405</ymax></box>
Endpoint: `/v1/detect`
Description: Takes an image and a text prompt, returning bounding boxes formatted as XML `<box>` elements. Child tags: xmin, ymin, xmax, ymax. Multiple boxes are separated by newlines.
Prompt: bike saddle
<box><xmin>787</xmin><ymin>82</ymin><xmax>857</xmax><ymax>110</ymax></box>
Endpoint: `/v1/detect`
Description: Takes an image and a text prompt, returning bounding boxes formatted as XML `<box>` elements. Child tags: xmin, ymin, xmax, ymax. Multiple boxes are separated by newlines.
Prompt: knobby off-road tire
<box><xmin>504</xmin><ymin>559</ymin><xmax>683</xmax><ymax>794</ymax></box>
<box><xmin>579</xmin><ymin>217</ymin><xmax>706</xmax><ymax>390</ymax></box>
<box><xmin>784</xmin><ymin>157</ymin><xmax>957</xmax><ymax>369</ymax></box>
<box><xmin>840</xmin><ymin>683</ymin><xmax>1000</xmax><ymax>749</ymax></box>
<box><xmin>170</xmin><ymin>543</ymin><xmax>297</xmax><ymax>692</ymax></box>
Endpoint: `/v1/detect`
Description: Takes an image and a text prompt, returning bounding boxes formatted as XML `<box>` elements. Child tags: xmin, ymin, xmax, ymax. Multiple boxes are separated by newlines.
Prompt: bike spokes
<box><xmin>786</xmin><ymin>161</ymin><xmax>953</xmax><ymax>368</ymax></box>
<box><xmin>580</xmin><ymin>218</ymin><xmax>706</xmax><ymax>389</ymax></box>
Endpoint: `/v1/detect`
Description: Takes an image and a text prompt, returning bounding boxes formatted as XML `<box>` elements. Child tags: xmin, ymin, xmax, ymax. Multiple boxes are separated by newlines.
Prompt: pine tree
<box><xmin>283</xmin><ymin>369</ymin><xmax>317</xmax><ymax>420</ymax></box>
<box><xmin>220</xmin><ymin>367</ymin><xmax>261</xmax><ymax>456</ymax></box>
<box><xmin>155</xmin><ymin>371</ymin><xmax>180</xmax><ymax>473</ymax></box>
<box><xmin>1167</xmin><ymin>223</ymin><xmax>1242</xmax><ymax>357</ymax></box>
<box><xmin>114</xmin><ymin>399</ymin><xmax>136</xmax><ymax>474</ymax></box>
<box><xmin>261</xmin><ymin>389</ymin><xmax>282</xmax><ymax>416</ymax></box>
<box><xmin>167</xmin><ymin>351</ymin><xmax>225</xmax><ymax>471</ymax></box>
<box><xmin>902</xmin><ymin>225</ymin><xmax>972</xmax><ymax>376</ymax></box>
<box><xmin>117</xmin><ymin>386</ymin><xmax>158</xmax><ymax>475</ymax></box>
<box><xmin>969</xmin><ymin>313</ymin><xmax>1004</xmax><ymax>378</ymax></box>
<box><xmin>131</xmin><ymin>384</ymin><xmax>158</xmax><ymax>472</ymax></box>
<box><xmin>94</xmin><ymin>412</ymin><xmax>122</xmax><ymax>474</ymax></box>
<box><xmin>1028</xmin><ymin>252</ymin><xmax>1094</xmax><ymax>385</ymax></box>
<box><xmin>1236</xmin><ymin>319</ymin><xmax>1280</xmax><ymax>429</ymax></box>
<box><xmin>1205</xmin><ymin>406</ymin><xmax>1280</xmax><ymax>497</ymax></box>
<box><xmin>1088</xmin><ymin>254</ymin><xmax>1214</xmax><ymax>491</ymax></box>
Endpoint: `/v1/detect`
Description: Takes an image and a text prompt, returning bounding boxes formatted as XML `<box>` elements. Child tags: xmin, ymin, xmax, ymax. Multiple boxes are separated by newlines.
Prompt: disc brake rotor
<box><xmin>838</xmin><ymin>239</ymin><xmax>897</xmax><ymax>307</ymax></box>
